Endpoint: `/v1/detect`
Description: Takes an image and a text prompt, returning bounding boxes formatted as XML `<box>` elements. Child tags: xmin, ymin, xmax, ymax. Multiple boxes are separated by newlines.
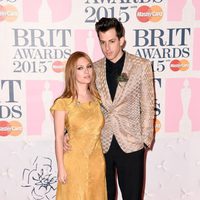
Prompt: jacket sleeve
<box><xmin>140</xmin><ymin>60</ymin><xmax>155</xmax><ymax>148</ymax></box>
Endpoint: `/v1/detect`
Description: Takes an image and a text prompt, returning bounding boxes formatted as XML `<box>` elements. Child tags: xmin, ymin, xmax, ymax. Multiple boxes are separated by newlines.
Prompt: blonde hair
<box><xmin>59</xmin><ymin>51</ymin><xmax>100</xmax><ymax>100</ymax></box>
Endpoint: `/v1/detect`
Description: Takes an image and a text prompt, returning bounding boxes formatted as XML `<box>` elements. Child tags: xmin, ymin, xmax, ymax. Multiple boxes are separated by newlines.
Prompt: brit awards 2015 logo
<box><xmin>132</xmin><ymin>28</ymin><xmax>191</xmax><ymax>73</ymax></box>
<box><xmin>84</xmin><ymin>0</ymin><xmax>164</xmax><ymax>24</ymax></box>
<box><xmin>12</xmin><ymin>28</ymin><xmax>71</xmax><ymax>75</ymax></box>
<box><xmin>0</xmin><ymin>80</ymin><xmax>23</xmax><ymax>136</ymax></box>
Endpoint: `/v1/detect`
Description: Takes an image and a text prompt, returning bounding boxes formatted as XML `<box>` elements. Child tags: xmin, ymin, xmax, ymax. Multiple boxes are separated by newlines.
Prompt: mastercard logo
<box><xmin>136</xmin><ymin>5</ymin><xmax>163</xmax><ymax>23</ymax></box>
<box><xmin>0</xmin><ymin>4</ymin><xmax>18</xmax><ymax>22</ymax></box>
<box><xmin>170</xmin><ymin>59</ymin><xmax>189</xmax><ymax>71</ymax></box>
<box><xmin>52</xmin><ymin>60</ymin><xmax>65</xmax><ymax>73</ymax></box>
<box><xmin>155</xmin><ymin>118</ymin><xmax>161</xmax><ymax>133</ymax></box>
<box><xmin>0</xmin><ymin>120</ymin><xmax>23</xmax><ymax>136</ymax></box>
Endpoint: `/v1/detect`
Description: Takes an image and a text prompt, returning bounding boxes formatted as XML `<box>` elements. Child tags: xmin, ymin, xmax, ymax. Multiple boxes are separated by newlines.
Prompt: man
<box><xmin>65</xmin><ymin>17</ymin><xmax>155</xmax><ymax>200</ymax></box>
<box><xmin>94</xmin><ymin>17</ymin><xmax>155</xmax><ymax>200</ymax></box>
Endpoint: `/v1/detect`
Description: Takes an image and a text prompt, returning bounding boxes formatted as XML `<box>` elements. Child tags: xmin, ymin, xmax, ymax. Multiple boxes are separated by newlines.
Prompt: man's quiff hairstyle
<box><xmin>95</xmin><ymin>17</ymin><xmax>125</xmax><ymax>39</ymax></box>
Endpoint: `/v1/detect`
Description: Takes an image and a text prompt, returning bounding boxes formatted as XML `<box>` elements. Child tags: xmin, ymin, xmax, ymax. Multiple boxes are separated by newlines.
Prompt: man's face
<box><xmin>98</xmin><ymin>28</ymin><xmax>125</xmax><ymax>63</ymax></box>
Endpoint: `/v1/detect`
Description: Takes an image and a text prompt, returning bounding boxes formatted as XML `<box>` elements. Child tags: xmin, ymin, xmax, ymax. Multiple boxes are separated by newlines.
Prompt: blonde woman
<box><xmin>50</xmin><ymin>51</ymin><xmax>107</xmax><ymax>200</ymax></box>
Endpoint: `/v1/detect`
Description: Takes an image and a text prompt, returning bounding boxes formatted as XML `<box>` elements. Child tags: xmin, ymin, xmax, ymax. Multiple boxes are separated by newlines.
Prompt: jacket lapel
<box><xmin>112</xmin><ymin>52</ymin><xmax>132</xmax><ymax>104</ymax></box>
<box><xmin>97</xmin><ymin>52</ymin><xmax>133</xmax><ymax>108</ymax></box>
<box><xmin>97</xmin><ymin>59</ymin><xmax>113</xmax><ymax>106</ymax></box>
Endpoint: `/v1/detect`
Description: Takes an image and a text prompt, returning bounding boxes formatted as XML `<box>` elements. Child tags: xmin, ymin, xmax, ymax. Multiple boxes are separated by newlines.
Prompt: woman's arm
<box><xmin>53</xmin><ymin>110</ymin><xmax>67</xmax><ymax>184</ymax></box>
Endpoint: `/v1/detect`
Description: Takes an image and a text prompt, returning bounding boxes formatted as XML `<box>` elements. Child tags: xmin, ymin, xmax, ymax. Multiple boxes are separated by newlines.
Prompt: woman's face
<box><xmin>75</xmin><ymin>57</ymin><xmax>93</xmax><ymax>85</ymax></box>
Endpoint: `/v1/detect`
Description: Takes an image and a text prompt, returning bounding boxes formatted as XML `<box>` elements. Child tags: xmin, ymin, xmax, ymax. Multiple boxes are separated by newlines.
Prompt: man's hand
<box><xmin>144</xmin><ymin>143</ymin><xmax>149</xmax><ymax>150</ymax></box>
<box><xmin>63</xmin><ymin>134</ymin><xmax>71</xmax><ymax>152</ymax></box>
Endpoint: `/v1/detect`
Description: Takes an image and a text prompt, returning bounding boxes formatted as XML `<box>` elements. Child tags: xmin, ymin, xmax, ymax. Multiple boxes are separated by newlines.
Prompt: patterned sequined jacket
<box><xmin>94</xmin><ymin>52</ymin><xmax>155</xmax><ymax>153</ymax></box>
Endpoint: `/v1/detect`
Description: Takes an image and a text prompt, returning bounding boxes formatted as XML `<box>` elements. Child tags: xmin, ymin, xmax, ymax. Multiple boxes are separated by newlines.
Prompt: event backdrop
<box><xmin>0</xmin><ymin>0</ymin><xmax>200</xmax><ymax>199</ymax></box>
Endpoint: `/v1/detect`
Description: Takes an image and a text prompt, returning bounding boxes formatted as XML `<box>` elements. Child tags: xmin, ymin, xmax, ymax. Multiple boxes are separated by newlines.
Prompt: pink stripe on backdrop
<box><xmin>167</xmin><ymin>0</ymin><xmax>186</xmax><ymax>21</ymax></box>
<box><xmin>74</xmin><ymin>30</ymin><xmax>103</xmax><ymax>62</ymax></box>
<box><xmin>167</xmin><ymin>0</ymin><xmax>200</xmax><ymax>21</ymax></box>
<box><xmin>193</xmin><ymin>0</ymin><xmax>200</xmax><ymax>20</ymax></box>
<box><xmin>165</xmin><ymin>78</ymin><xmax>200</xmax><ymax>132</ymax></box>
<box><xmin>165</xmin><ymin>79</ymin><xmax>182</xmax><ymax>132</ymax></box>
<box><xmin>26</xmin><ymin>80</ymin><xmax>63</xmax><ymax>135</ymax></box>
<box><xmin>193</xmin><ymin>28</ymin><xmax>200</xmax><ymax>70</ymax></box>
<box><xmin>23</xmin><ymin>0</ymin><xmax>71</xmax><ymax>22</ymax></box>
<box><xmin>189</xmin><ymin>78</ymin><xmax>200</xmax><ymax>131</ymax></box>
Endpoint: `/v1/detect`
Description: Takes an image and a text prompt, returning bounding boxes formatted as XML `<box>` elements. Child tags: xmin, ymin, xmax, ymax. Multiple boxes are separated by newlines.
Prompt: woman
<box><xmin>50</xmin><ymin>51</ymin><xmax>107</xmax><ymax>200</ymax></box>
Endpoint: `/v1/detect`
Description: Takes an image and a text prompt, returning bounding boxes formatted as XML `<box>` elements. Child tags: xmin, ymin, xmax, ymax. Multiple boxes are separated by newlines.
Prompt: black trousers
<box><xmin>104</xmin><ymin>136</ymin><xmax>145</xmax><ymax>200</ymax></box>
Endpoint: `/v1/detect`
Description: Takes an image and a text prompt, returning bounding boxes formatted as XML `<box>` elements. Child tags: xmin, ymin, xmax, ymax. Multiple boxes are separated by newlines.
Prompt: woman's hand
<box><xmin>58</xmin><ymin>166</ymin><xmax>67</xmax><ymax>184</ymax></box>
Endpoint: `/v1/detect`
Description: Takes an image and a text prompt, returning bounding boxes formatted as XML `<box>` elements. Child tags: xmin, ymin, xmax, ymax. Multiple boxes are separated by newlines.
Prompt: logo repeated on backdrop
<box><xmin>0</xmin><ymin>80</ymin><xmax>24</xmax><ymax>136</ymax></box>
<box><xmin>52</xmin><ymin>60</ymin><xmax>65</xmax><ymax>73</ymax></box>
<box><xmin>133</xmin><ymin>27</ymin><xmax>191</xmax><ymax>73</ymax></box>
<box><xmin>167</xmin><ymin>0</ymin><xmax>200</xmax><ymax>21</ymax></box>
<box><xmin>169</xmin><ymin>59</ymin><xmax>189</xmax><ymax>72</ymax></box>
<box><xmin>165</xmin><ymin>78</ymin><xmax>200</xmax><ymax>133</ymax></box>
<box><xmin>22</xmin><ymin>0</ymin><xmax>72</xmax><ymax>22</ymax></box>
<box><xmin>0</xmin><ymin>120</ymin><xmax>22</xmax><ymax>136</ymax></box>
<box><xmin>74</xmin><ymin>29</ymin><xmax>103</xmax><ymax>61</ymax></box>
<box><xmin>26</xmin><ymin>80</ymin><xmax>63</xmax><ymax>136</ymax></box>
<box><xmin>136</xmin><ymin>5</ymin><xmax>163</xmax><ymax>23</ymax></box>
<box><xmin>12</xmin><ymin>28</ymin><xmax>71</xmax><ymax>75</ymax></box>
<box><xmin>84</xmin><ymin>0</ymin><xmax>164</xmax><ymax>24</ymax></box>
<box><xmin>0</xmin><ymin>3</ymin><xmax>18</xmax><ymax>22</ymax></box>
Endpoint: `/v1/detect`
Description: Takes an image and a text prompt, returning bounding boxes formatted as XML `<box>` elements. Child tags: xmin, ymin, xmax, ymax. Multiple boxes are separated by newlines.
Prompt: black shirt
<box><xmin>106</xmin><ymin>52</ymin><xmax>125</xmax><ymax>101</ymax></box>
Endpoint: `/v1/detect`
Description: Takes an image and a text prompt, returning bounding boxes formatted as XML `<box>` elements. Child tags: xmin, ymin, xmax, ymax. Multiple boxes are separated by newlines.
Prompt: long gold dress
<box><xmin>50</xmin><ymin>97</ymin><xmax>107</xmax><ymax>200</ymax></box>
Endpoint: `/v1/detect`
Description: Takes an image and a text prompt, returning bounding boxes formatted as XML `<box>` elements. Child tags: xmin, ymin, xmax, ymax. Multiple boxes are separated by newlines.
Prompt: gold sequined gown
<box><xmin>50</xmin><ymin>97</ymin><xmax>107</xmax><ymax>200</ymax></box>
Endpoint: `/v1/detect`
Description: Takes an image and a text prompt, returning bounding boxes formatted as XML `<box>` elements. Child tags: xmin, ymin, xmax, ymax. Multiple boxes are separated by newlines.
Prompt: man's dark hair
<box><xmin>95</xmin><ymin>17</ymin><xmax>125</xmax><ymax>39</ymax></box>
